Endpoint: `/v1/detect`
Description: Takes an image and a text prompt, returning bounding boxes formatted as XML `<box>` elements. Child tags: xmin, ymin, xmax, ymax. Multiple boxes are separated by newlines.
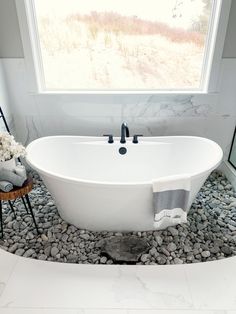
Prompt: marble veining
<box><xmin>0</xmin><ymin>283</ymin><xmax>6</xmax><ymax>297</ymax></box>
<box><xmin>120</xmin><ymin>95</ymin><xmax>212</xmax><ymax>118</ymax></box>
<box><xmin>0</xmin><ymin>114</ymin><xmax>14</xmax><ymax>133</ymax></box>
<box><xmin>1</xmin><ymin>245</ymin><xmax>236</xmax><ymax>311</ymax></box>
<box><xmin>22</xmin><ymin>116</ymin><xmax>41</xmax><ymax>146</ymax></box>
<box><xmin>1</xmin><ymin>58</ymin><xmax>236</xmax><ymax>160</ymax></box>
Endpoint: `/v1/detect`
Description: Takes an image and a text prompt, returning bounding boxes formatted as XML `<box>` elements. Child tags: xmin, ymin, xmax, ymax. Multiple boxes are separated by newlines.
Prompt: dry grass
<box><xmin>68</xmin><ymin>12</ymin><xmax>205</xmax><ymax>46</ymax></box>
<box><xmin>37</xmin><ymin>12</ymin><xmax>206</xmax><ymax>90</ymax></box>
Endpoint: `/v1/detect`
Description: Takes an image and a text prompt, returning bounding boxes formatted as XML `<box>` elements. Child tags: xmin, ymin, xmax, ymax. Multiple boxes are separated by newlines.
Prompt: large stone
<box><xmin>101</xmin><ymin>236</ymin><xmax>150</xmax><ymax>262</ymax></box>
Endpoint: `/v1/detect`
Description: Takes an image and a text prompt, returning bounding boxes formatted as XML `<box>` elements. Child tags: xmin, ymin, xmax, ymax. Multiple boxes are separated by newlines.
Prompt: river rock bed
<box><xmin>1</xmin><ymin>170</ymin><xmax>236</xmax><ymax>265</ymax></box>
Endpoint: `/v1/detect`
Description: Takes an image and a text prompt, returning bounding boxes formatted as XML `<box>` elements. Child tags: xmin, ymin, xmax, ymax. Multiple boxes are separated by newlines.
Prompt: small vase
<box><xmin>0</xmin><ymin>157</ymin><xmax>16</xmax><ymax>172</ymax></box>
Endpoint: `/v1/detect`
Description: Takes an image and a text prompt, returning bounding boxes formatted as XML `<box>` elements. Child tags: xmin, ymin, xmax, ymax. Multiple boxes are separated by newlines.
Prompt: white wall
<box><xmin>223</xmin><ymin>0</ymin><xmax>236</xmax><ymax>58</ymax></box>
<box><xmin>0</xmin><ymin>0</ymin><xmax>235</xmax><ymax>161</ymax></box>
<box><xmin>0</xmin><ymin>60</ymin><xmax>13</xmax><ymax>132</ymax></box>
<box><xmin>0</xmin><ymin>0</ymin><xmax>24</xmax><ymax>58</ymax></box>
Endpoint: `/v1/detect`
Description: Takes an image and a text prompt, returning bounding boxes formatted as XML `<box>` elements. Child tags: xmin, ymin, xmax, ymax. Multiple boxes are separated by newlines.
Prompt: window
<box><xmin>18</xmin><ymin>0</ymin><xmax>230</xmax><ymax>92</ymax></box>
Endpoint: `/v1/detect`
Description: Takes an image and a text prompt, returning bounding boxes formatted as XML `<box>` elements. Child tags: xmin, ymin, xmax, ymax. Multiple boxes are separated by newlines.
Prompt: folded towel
<box><xmin>0</xmin><ymin>168</ymin><xmax>26</xmax><ymax>187</ymax></box>
<box><xmin>0</xmin><ymin>180</ymin><xmax>13</xmax><ymax>192</ymax></box>
<box><xmin>153</xmin><ymin>174</ymin><xmax>191</xmax><ymax>230</ymax></box>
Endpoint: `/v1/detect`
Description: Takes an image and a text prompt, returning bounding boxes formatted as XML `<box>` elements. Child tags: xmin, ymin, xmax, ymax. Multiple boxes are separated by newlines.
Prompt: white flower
<box><xmin>0</xmin><ymin>132</ymin><xmax>26</xmax><ymax>162</ymax></box>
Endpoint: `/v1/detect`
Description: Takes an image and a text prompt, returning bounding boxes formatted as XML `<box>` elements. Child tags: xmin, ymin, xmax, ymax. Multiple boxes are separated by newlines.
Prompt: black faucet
<box><xmin>120</xmin><ymin>122</ymin><xmax>129</xmax><ymax>144</ymax></box>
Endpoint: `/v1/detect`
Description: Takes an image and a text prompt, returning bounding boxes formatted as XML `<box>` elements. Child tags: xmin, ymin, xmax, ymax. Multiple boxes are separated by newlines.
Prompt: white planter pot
<box><xmin>0</xmin><ymin>158</ymin><xmax>16</xmax><ymax>171</ymax></box>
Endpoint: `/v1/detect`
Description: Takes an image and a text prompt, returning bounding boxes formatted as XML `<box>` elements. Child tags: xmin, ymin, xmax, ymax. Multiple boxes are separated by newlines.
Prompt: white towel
<box><xmin>0</xmin><ymin>180</ymin><xmax>13</xmax><ymax>192</ymax></box>
<box><xmin>153</xmin><ymin>174</ymin><xmax>191</xmax><ymax>230</ymax></box>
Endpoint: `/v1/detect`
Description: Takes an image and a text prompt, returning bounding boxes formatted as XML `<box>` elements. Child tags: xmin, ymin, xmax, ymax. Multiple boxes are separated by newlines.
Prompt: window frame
<box><xmin>15</xmin><ymin>0</ymin><xmax>232</xmax><ymax>94</ymax></box>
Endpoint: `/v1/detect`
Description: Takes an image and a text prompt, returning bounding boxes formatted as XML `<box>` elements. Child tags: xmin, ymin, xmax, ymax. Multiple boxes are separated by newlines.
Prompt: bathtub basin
<box><xmin>26</xmin><ymin>136</ymin><xmax>223</xmax><ymax>231</ymax></box>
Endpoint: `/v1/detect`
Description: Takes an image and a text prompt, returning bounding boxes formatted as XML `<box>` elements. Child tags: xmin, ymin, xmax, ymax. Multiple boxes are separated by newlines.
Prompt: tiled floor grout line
<box><xmin>0</xmin><ymin>255</ymin><xmax>19</xmax><ymax>300</ymax></box>
<box><xmin>183</xmin><ymin>265</ymin><xmax>196</xmax><ymax>310</ymax></box>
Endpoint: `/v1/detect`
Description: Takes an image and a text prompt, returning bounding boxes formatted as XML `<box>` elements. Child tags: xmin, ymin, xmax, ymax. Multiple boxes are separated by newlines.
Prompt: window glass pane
<box><xmin>34</xmin><ymin>0</ymin><xmax>213</xmax><ymax>90</ymax></box>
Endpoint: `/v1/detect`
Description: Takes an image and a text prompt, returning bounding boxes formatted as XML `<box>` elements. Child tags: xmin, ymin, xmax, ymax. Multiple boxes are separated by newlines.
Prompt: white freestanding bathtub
<box><xmin>26</xmin><ymin>136</ymin><xmax>223</xmax><ymax>231</ymax></box>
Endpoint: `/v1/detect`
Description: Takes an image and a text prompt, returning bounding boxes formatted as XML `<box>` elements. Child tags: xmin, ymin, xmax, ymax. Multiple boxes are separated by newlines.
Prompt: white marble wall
<box><xmin>1</xmin><ymin>58</ymin><xmax>236</xmax><ymax>160</ymax></box>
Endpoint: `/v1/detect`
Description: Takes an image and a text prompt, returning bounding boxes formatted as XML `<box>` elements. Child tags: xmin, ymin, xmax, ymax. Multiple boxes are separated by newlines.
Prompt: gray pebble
<box><xmin>8</xmin><ymin>243</ymin><xmax>18</xmax><ymax>253</ymax></box>
<box><xmin>67</xmin><ymin>254</ymin><xmax>78</xmax><ymax>263</ymax></box>
<box><xmin>100</xmin><ymin>256</ymin><xmax>107</xmax><ymax>264</ymax></box>
<box><xmin>140</xmin><ymin>254</ymin><xmax>149</xmax><ymax>263</ymax></box>
<box><xmin>38</xmin><ymin>254</ymin><xmax>47</xmax><ymax>260</ymax></box>
<box><xmin>41</xmin><ymin>234</ymin><xmax>48</xmax><ymax>241</ymax></box>
<box><xmin>184</xmin><ymin>245</ymin><xmax>192</xmax><ymax>253</ymax></box>
<box><xmin>228</xmin><ymin>224</ymin><xmax>236</xmax><ymax>231</ymax></box>
<box><xmin>23</xmin><ymin>249</ymin><xmax>35</xmax><ymax>258</ymax></box>
<box><xmin>157</xmin><ymin>255</ymin><xmax>167</xmax><ymax>265</ymax></box>
<box><xmin>221</xmin><ymin>246</ymin><xmax>232</xmax><ymax>255</ymax></box>
<box><xmin>154</xmin><ymin>235</ymin><xmax>163</xmax><ymax>246</ymax></box>
<box><xmin>51</xmin><ymin>247</ymin><xmax>59</xmax><ymax>257</ymax></box>
<box><xmin>210</xmin><ymin>246</ymin><xmax>220</xmax><ymax>254</ymax></box>
<box><xmin>167</xmin><ymin>242</ymin><xmax>177</xmax><ymax>252</ymax></box>
<box><xmin>80</xmin><ymin>234</ymin><xmax>90</xmax><ymax>240</ymax></box>
<box><xmin>229</xmin><ymin>201</ymin><xmax>236</xmax><ymax>208</ymax></box>
<box><xmin>174</xmin><ymin>258</ymin><xmax>183</xmax><ymax>264</ymax></box>
<box><xmin>168</xmin><ymin>227</ymin><xmax>178</xmax><ymax>236</ymax></box>
<box><xmin>15</xmin><ymin>248</ymin><xmax>25</xmax><ymax>256</ymax></box>
<box><xmin>201</xmin><ymin>251</ymin><xmax>211</xmax><ymax>258</ymax></box>
<box><xmin>95</xmin><ymin>239</ymin><xmax>105</xmax><ymax>248</ymax></box>
<box><xmin>149</xmin><ymin>247</ymin><xmax>158</xmax><ymax>256</ymax></box>
<box><xmin>197</xmin><ymin>223</ymin><xmax>207</xmax><ymax>231</ymax></box>
<box><xmin>44</xmin><ymin>246</ymin><xmax>51</xmax><ymax>257</ymax></box>
<box><xmin>4</xmin><ymin>216</ymin><xmax>13</xmax><ymax>223</ymax></box>
<box><xmin>161</xmin><ymin>247</ymin><xmax>170</xmax><ymax>256</ymax></box>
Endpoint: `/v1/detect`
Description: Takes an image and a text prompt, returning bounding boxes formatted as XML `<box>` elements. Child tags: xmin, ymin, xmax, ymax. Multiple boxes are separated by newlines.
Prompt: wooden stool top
<box><xmin>0</xmin><ymin>177</ymin><xmax>33</xmax><ymax>201</ymax></box>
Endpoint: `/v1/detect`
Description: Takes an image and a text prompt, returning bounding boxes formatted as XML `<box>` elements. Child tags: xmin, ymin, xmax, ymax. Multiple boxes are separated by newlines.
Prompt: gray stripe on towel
<box><xmin>153</xmin><ymin>189</ymin><xmax>190</xmax><ymax>212</ymax></box>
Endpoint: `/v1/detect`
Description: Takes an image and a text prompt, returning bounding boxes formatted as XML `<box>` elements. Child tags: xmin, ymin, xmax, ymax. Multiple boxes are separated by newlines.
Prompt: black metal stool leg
<box><xmin>21</xmin><ymin>196</ymin><xmax>29</xmax><ymax>214</ymax></box>
<box><xmin>25</xmin><ymin>194</ymin><xmax>39</xmax><ymax>234</ymax></box>
<box><xmin>0</xmin><ymin>201</ymin><xmax>3</xmax><ymax>238</ymax></box>
<box><xmin>8</xmin><ymin>201</ymin><xmax>17</xmax><ymax>219</ymax></box>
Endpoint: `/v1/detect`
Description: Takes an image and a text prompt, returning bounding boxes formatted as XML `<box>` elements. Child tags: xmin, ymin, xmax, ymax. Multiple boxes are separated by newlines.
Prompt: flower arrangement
<box><xmin>0</xmin><ymin>132</ymin><xmax>26</xmax><ymax>162</ymax></box>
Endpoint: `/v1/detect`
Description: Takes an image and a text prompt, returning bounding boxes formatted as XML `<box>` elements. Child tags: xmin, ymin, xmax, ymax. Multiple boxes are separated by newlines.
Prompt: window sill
<box><xmin>29</xmin><ymin>90</ymin><xmax>219</xmax><ymax>96</ymax></box>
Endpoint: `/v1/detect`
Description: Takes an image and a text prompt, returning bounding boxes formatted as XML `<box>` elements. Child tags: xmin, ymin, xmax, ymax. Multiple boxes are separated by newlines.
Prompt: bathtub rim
<box><xmin>26</xmin><ymin>135</ymin><xmax>223</xmax><ymax>186</ymax></box>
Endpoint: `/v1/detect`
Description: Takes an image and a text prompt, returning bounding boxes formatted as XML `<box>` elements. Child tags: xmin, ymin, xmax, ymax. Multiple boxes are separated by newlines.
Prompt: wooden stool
<box><xmin>0</xmin><ymin>177</ymin><xmax>39</xmax><ymax>237</ymax></box>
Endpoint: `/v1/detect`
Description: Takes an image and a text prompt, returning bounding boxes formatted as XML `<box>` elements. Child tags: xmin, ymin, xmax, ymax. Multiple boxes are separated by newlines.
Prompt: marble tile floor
<box><xmin>1</xmin><ymin>247</ymin><xmax>236</xmax><ymax>314</ymax></box>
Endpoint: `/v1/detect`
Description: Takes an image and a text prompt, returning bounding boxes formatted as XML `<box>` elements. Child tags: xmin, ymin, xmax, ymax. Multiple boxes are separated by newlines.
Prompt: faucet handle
<box><xmin>132</xmin><ymin>134</ymin><xmax>143</xmax><ymax>144</ymax></box>
<box><xmin>103</xmin><ymin>134</ymin><xmax>114</xmax><ymax>144</ymax></box>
